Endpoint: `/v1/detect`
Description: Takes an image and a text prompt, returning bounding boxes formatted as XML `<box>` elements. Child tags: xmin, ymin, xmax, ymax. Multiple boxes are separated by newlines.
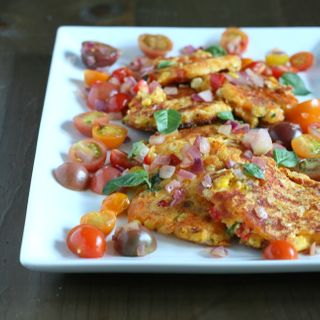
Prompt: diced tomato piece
<box><xmin>210</xmin><ymin>73</ymin><xmax>225</xmax><ymax>93</ymax></box>
<box><xmin>87</xmin><ymin>81</ymin><xmax>118</xmax><ymax>110</ymax></box>
<box><xmin>110</xmin><ymin>149</ymin><xmax>139</xmax><ymax>170</ymax></box>
<box><xmin>111</xmin><ymin>67</ymin><xmax>133</xmax><ymax>83</ymax></box>
<box><xmin>105</xmin><ymin>93</ymin><xmax>130</xmax><ymax>112</ymax></box>
<box><xmin>170</xmin><ymin>154</ymin><xmax>181</xmax><ymax>166</ymax></box>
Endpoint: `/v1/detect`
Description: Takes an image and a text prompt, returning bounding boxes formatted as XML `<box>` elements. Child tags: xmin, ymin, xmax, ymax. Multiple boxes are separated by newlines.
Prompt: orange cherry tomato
<box><xmin>263</xmin><ymin>240</ymin><xmax>298</xmax><ymax>260</ymax></box>
<box><xmin>241</xmin><ymin>58</ymin><xmax>253</xmax><ymax>70</ymax></box>
<box><xmin>66</xmin><ymin>224</ymin><xmax>107</xmax><ymax>258</ymax></box>
<box><xmin>138</xmin><ymin>34</ymin><xmax>173</xmax><ymax>58</ymax></box>
<box><xmin>220</xmin><ymin>28</ymin><xmax>249</xmax><ymax>55</ymax></box>
<box><xmin>101</xmin><ymin>192</ymin><xmax>130</xmax><ymax>216</ymax></box>
<box><xmin>290</xmin><ymin>51</ymin><xmax>314</xmax><ymax>71</ymax></box>
<box><xmin>84</xmin><ymin>69</ymin><xmax>109</xmax><ymax>87</ymax></box>
<box><xmin>285</xmin><ymin>99</ymin><xmax>320</xmax><ymax>133</ymax></box>
<box><xmin>292</xmin><ymin>134</ymin><xmax>320</xmax><ymax>158</ymax></box>
<box><xmin>80</xmin><ymin>211</ymin><xmax>116</xmax><ymax>236</ymax></box>
<box><xmin>92</xmin><ymin>123</ymin><xmax>128</xmax><ymax>149</ymax></box>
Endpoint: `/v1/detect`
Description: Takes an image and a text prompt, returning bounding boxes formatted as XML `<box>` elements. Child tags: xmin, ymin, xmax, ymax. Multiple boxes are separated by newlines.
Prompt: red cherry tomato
<box><xmin>290</xmin><ymin>51</ymin><xmax>314</xmax><ymax>71</ymax></box>
<box><xmin>263</xmin><ymin>240</ymin><xmax>298</xmax><ymax>260</ymax></box>
<box><xmin>66</xmin><ymin>224</ymin><xmax>107</xmax><ymax>258</ymax></box>
<box><xmin>110</xmin><ymin>149</ymin><xmax>139</xmax><ymax>171</ymax></box>
<box><xmin>271</xmin><ymin>65</ymin><xmax>298</xmax><ymax>79</ymax></box>
<box><xmin>220</xmin><ymin>28</ymin><xmax>249</xmax><ymax>55</ymax></box>
<box><xmin>106</xmin><ymin>93</ymin><xmax>130</xmax><ymax>112</ymax></box>
<box><xmin>90</xmin><ymin>165</ymin><xmax>122</xmax><ymax>194</ymax></box>
<box><xmin>111</xmin><ymin>67</ymin><xmax>133</xmax><ymax>83</ymax></box>
<box><xmin>87</xmin><ymin>81</ymin><xmax>118</xmax><ymax>110</ymax></box>
<box><xmin>210</xmin><ymin>73</ymin><xmax>225</xmax><ymax>93</ymax></box>
<box><xmin>68</xmin><ymin>138</ymin><xmax>107</xmax><ymax>172</ymax></box>
<box><xmin>73</xmin><ymin>111</ymin><xmax>109</xmax><ymax>137</ymax></box>
<box><xmin>138</xmin><ymin>34</ymin><xmax>173</xmax><ymax>58</ymax></box>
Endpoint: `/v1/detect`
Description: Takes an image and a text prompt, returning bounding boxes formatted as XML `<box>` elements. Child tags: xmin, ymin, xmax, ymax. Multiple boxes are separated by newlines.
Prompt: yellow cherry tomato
<box><xmin>101</xmin><ymin>192</ymin><xmax>130</xmax><ymax>216</ymax></box>
<box><xmin>292</xmin><ymin>134</ymin><xmax>320</xmax><ymax>159</ymax></box>
<box><xmin>265</xmin><ymin>50</ymin><xmax>289</xmax><ymax>66</ymax></box>
<box><xmin>84</xmin><ymin>69</ymin><xmax>109</xmax><ymax>87</ymax></box>
<box><xmin>92</xmin><ymin>123</ymin><xmax>128</xmax><ymax>149</ymax></box>
<box><xmin>80</xmin><ymin>210</ymin><xmax>116</xmax><ymax>236</ymax></box>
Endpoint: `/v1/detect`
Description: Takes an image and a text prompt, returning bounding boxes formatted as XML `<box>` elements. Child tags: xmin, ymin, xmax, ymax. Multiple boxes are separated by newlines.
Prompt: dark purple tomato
<box><xmin>81</xmin><ymin>41</ymin><xmax>120</xmax><ymax>69</ymax></box>
<box><xmin>268</xmin><ymin>122</ymin><xmax>302</xmax><ymax>150</ymax></box>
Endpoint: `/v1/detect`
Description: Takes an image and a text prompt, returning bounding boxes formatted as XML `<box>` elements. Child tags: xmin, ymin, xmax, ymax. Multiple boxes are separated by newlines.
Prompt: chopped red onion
<box><xmin>163</xmin><ymin>86</ymin><xmax>178</xmax><ymax>95</ymax></box>
<box><xmin>190</xmin><ymin>158</ymin><xmax>204</xmax><ymax>173</ymax></box>
<box><xmin>226</xmin><ymin>159</ymin><xmax>236</xmax><ymax>168</ymax></box>
<box><xmin>254</xmin><ymin>206</ymin><xmax>268</xmax><ymax>219</ymax></box>
<box><xmin>201</xmin><ymin>174</ymin><xmax>212</xmax><ymax>188</ymax></box>
<box><xmin>252</xmin><ymin>157</ymin><xmax>267</xmax><ymax>170</ymax></box>
<box><xmin>209</xmin><ymin>246</ymin><xmax>228</xmax><ymax>258</ymax></box>
<box><xmin>150</xmin><ymin>155</ymin><xmax>171</xmax><ymax>170</ymax></box>
<box><xmin>233</xmin><ymin>123</ymin><xmax>250</xmax><ymax>134</ymax></box>
<box><xmin>198</xmin><ymin>89</ymin><xmax>213</xmax><ymax>102</ymax></box>
<box><xmin>165</xmin><ymin>179</ymin><xmax>181</xmax><ymax>193</ymax></box>
<box><xmin>180</xmin><ymin>45</ymin><xmax>197</xmax><ymax>55</ymax></box>
<box><xmin>140</xmin><ymin>65</ymin><xmax>154</xmax><ymax>77</ymax></box>
<box><xmin>194</xmin><ymin>136</ymin><xmax>210</xmax><ymax>155</ymax></box>
<box><xmin>180</xmin><ymin>156</ymin><xmax>194</xmax><ymax>168</ymax></box>
<box><xmin>149</xmin><ymin>81</ymin><xmax>160</xmax><ymax>93</ymax></box>
<box><xmin>170</xmin><ymin>188</ymin><xmax>186</xmax><ymax>206</ymax></box>
<box><xmin>225</xmin><ymin>72</ymin><xmax>250</xmax><ymax>86</ymax></box>
<box><xmin>186</xmin><ymin>145</ymin><xmax>202</xmax><ymax>161</ymax></box>
<box><xmin>143</xmin><ymin>164</ymin><xmax>150</xmax><ymax>172</ymax></box>
<box><xmin>177</xmin><ymin>169</ymin><xmax>196</xmax><ymax>181</ymax></box>
<box><xmin>245</xmin><ymin>68</ymin><xmax>264</xmax><ymax>88</ymax></box>
<box><xmin>218</xmin><ymin>124</ymin><xmax>232</xmax><ymax>135</ymax></box>
<box><xmin>149</xmin><ymin>134</ymin><xmax>165</xmax><ymax>145</ymax></box>
<box><xmin>191</xmin><ymin>93</ymin><xmax>204</xmax><ymax>102</ymax></box>
<box><xmin>159</xmin><ymin>165</ymin><xmax>176</xmax><ymax>179</ymax></box>
<box><xmin>242</xmin><ymin>129</ymin><xmax>272</xmax><ymax>155</ymax></box>
<box><xmin>243</xmin><ymin>150</ymin><xmax>253</xmax><ymax>160</ymax></box>
<box><xmin>109</xmin><ymin>77</ymin><xmax>121</xmax><ymax>87</ymax></box>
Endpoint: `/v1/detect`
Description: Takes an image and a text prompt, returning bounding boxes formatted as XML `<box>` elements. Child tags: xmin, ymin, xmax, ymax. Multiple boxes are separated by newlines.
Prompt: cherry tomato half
<box><xmin>73</xmin><ymin>111</ymin><xmax>109</xmax><ymax>137</ymax></box>
<box><xmin>106</xmin><ymin>93</ymin><xmax>130</xmax><ymax>112</ymax></box>
<box><xmin>220</xmin><ymin>28</ymin><xmax>249</xmax><ymax>55</ymax></box>
<box><xmin>92</xmin><ymin>123</ymin><xmax>128</xmax><ymax>149</ymax></box>
<box><xmin>80</xmin><ymin>211</ymin><xmax>116</xmax><ymax>236</ymax></box>
<box><xmin>265</xmin><ymin>50</ymin><xmax>289</xmax><ymax>66</ymax></box>
<box><xmin>84</xmin><ymin>69</ymin><xmax>109</xmax><ymax>87</ymax></box>
<box><xmin>101</xmin><ymin>192</ymin><xmax>130</xmax><ymax>216</ymax></box>
<box><xmin>138</xmin><ymin>34</ymin><xmax>173</xmax><ymax>58</ymax></box>
<box><xmin>66</xmin><ymin>224</ymin><xmax>107</xmax><ymax>258</ymax></box>
<box><xmin>111</xmin><ymin>67</ymin><xmax>133</xmax><ymax>83</ymax></box>
<box><xmin>292</xmin><ymin>134</ymin><xmax>320</xmax><ymax>158</ymax></box>
<box><xmin>263</xmin><ymin>240</ymin><xmax>298</xmax><ymax>260</ymax></box>
<box><xmin>285</xmin><ymin>99</ymin><xmax>320</xmax><ymax>133</ymax></box>
<box><xmin>69</xmin><ymin>138</ymin><xmax>107</xmax><ymax>172</ymax></box>
<box><xmin>210</xmin><ymin>73</ymin><xmax>225</xmax><ymax>93</ymax></box>
<box><xmin>290</xmin><ymin>51</ymin><xmax>314</xmax><ymax>71</ymax></box>
<box><xmin>110</xmin><ymin>149</ymin><xmax>139</xmax><ymax>170</ymax></box>
<box><xmin>87</xmin><ymin>81</ymin><xmax>119</xmax><ymax>110</ymax></box>
<box><xmin>90</xmin><ymin>165</ymin><xmax>122</xmax><ymax>194</ymax></box>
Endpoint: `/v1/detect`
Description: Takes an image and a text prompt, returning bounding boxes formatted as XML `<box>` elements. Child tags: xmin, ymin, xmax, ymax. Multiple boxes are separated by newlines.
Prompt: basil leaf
<box><xmin>150</xmin><ymin>173</ymin><xmax>162</xmax><ymax>191</ymax></box>
<box><xmin>154</xmin><ymin>109</ymin><xmax>182</xmax><ymax>134</ymax></box>
<box><xmin>205</xmin><ymin>45</ymin><xmax>227</xmax><ymax>57</ymax></box>
<box><xmin>217</xmin><ymin>111</ymin><xmax>234</xmax><ymax>121</ymax></box>
<box><xmin>128</xmin><ymin>140</ymin><xmax>149</xmax><ymax>161</ymax></box>
<box><xmin>243</xmin><ymin>163</ymin><xmax>265</xmax><ymax>180</ymax></box>
<box><xmin>279</xmin><ymin>72</ymin><xmax>311</xmax><ymax>96</ymax></box>
<box><xmin>103</xmin><ymin>169</ymin><xmax>150</xmax><ymax>195</ymax></box>
<box><xmin>157</xmin><ymin>60</ymin><xmax>175</xmax><ymax>69</ymax></box>
<box><xmin>273</xmin><ymin>148</ymin><xmax>299</xmax><ymax>168</ymax></box>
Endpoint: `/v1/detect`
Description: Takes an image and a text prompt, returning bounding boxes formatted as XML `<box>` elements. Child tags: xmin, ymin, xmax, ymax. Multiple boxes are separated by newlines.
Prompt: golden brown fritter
<box><xmin>217</xmin><ymin>80</ymin><xmax>297</xmax><ymax>127</ymax></box>
<box><xmin>202</xmin><ymin>157</ymin><xmax>320</xmax><ymax>251</ymax></box>
<box><xmin>127</xmin><ymin>125</ymin><xmax>245</xmax><ymax>246</ymax></box>
<box><xmin>151</xmin><ymin>50</ymin><xmax>241</xmax><ymax>86</ymax></box>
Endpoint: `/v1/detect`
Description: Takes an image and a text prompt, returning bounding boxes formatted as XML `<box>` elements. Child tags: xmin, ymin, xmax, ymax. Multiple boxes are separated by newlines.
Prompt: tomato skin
<box><xmin>73</xmin><ymin>111</ymin><xmax>109</xmax><ymax>137</ymax></box>
<box><xmin>101</xmin><ymin>192</ymin><xmax>130</xmax><ymax>216</ymax></box>
<box><xmin>290</xmin><ymin>51</ymin><xmax>314</xmax><ymax>71</ymax></box>
<box><xmin>68</xmin><ymin>138</ymin><xmax>107</xmax><ymax>173</ymax></box>
<box><xmin>210</xmin><ymin>73</ymin><xmax>225</xmax><ymax>93</ymax></box>
<box><xmin>138</xmin><ymin>34</ymin><xmax>173</xmax><ymax>58</ymax></box>
<box><xmin>87</xmin><ymin>81</ymin><xmax>119</xmax><ymax>110</ymax></box>
<box><xmin>292</xmin><ymin>134</ymin><xmax>320</xmax><ymax>159</ymax></box>
<box><xmin>110</xmin><ymin>149</ymin><xmax>138</xmax><ymax>170</ymax></box>
<box><xmin>106</xmin><ymin>93</ymin><xmax>130</xmax><ymax>112</ymax></box>
<box><xmin>92</xmin><ymin>124</ymin><xmax>128</xmax><ymax>149</ymax></box>
<box><xmin>84</xmin><ymin>69</ymin><xmax>109</xmax><ymax>87</ymax></box>
<box><xmin>111</xmin><ymin>67</ymin><xmax>133</xmax><ymax>83</ymax></box>
<box><xmin>263</xmin><ymin>240</ymin><xmax>298</xmax><ymax>260</ymax></box>
<box><xmin>285</xmin><ymin>99</ymin><xmax>320</xmax><ymax>133</ymax></box>
<box><xmin>220</xmin><ymin>28</ymin><xmax>249</xmax><ymax>55</ymax></box>
<box><xmin>66</xmin><ymin>224</ymin><xmax>107</xmax><ymax>258</ymax></box>
<box><xmin>90</xmin><ymin>165</ymin><xmax>122</xmax><ymax>194</ymax></box>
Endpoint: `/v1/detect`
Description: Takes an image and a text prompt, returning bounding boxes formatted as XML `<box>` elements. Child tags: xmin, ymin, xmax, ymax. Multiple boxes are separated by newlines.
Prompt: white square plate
<box><xmin>20</xmin><ymin>26</ymin><xmax>320</xmax><ymax>273</ymax></box>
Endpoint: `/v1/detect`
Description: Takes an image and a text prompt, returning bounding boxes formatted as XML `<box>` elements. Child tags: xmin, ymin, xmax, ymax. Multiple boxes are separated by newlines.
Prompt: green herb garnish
<box><xmin>217</xmin><ymin>111</ymin><xmax>235</xmax><ymax>121</ymax></box>
<box><xmin>128</xmin><ymin>141</ymin><xmax>148</xmax><ymax>160</ymax></box>
<box><xmin>150</xmin><ymin>173</ymin><xmax>162</xmax><ymax>191</ymax></box>
<box><xmin>243</xmin><ymin>163</ymin><xmax>265</xmax><ymax>180</ymax></box>
<box><xmin>226</xmin><ymin>222</ymin><xmax>240</xmax><ymax>237</ymax></box>
<box><xmin>273</xmin><ymin>148</ymin><xmax>299</xmax><ymax>168</ymax></box>
<box><xmin>103</xmin><ymin>169</ymin><xmax>150</xmax><ymax>195</ymax></box>
<box><xmin>157</xmin><ymin>60</ymin><xmax>175</xmax><ymax>69</ymax></box>
<box><xmin>279</xmin><ymin>72</ymin><xmax>311</xmax><ymax>96</ymax></box>
<box><xmin>154</xmin><ymin>109</ymin><xmax>182</xmax><ymax>134</ymax></box>
<box><xmin>205</xmin><ymin>45</ymin><xmax>227</xmax><ymax>57</ymax></box>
